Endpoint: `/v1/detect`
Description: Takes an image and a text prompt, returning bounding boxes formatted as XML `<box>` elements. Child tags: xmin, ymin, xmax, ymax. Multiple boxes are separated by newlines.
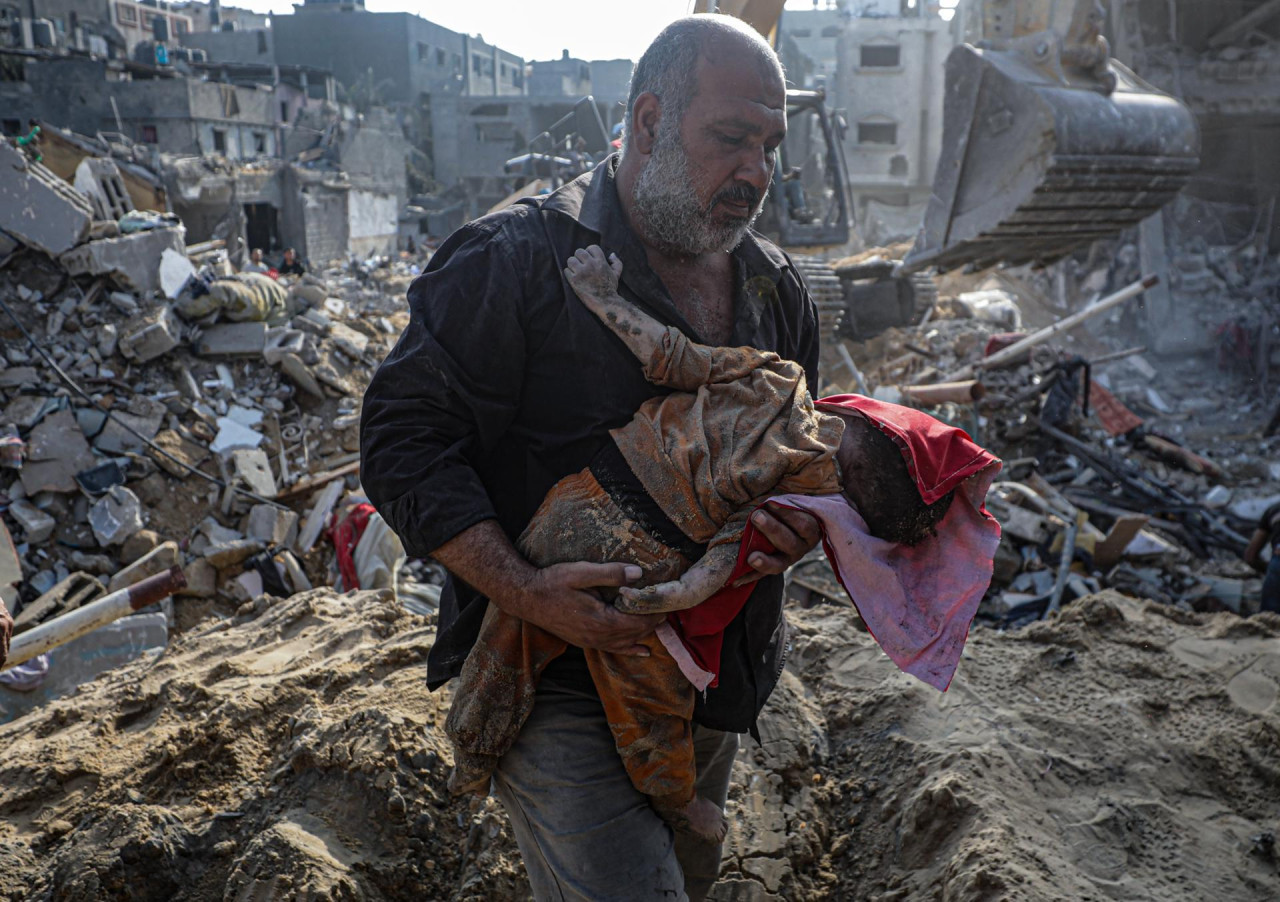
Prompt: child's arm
<box><xmin>564</xmin><ymin>246</ymin><xmax>667</xmax><ymax>364</ymax></box>
<box><xmin>612</xmin><ymin>510</ymin><xmax>752</xmax><ymax>615</ymax></box>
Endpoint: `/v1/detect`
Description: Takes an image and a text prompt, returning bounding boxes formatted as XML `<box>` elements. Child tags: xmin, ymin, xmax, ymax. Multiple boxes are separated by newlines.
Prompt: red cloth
<box><xmin>666</xmin><ymin>394</ymin><xmax>1001</xmax><ymax>689</ymax></box>
<box><xmin>332</xmin><ymin>502</ymin><xmax>376</xmax><ymax>591</ymax></box>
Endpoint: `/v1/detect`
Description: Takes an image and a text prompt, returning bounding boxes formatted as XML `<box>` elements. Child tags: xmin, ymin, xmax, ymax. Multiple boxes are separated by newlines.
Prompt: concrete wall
<box><xmin>834</xmin><ymin>14</ymin><xmax>956</xmax><ymax>234</ymax></box>
<box><xmin>348</xmin><ymin>188</ymin><xmax>398</xmax><ymax>254</ymax></box>
<box><xmin>180</xmin><ymin>27</ymin><xmax>273</xmax><ymax>65</ymax></box>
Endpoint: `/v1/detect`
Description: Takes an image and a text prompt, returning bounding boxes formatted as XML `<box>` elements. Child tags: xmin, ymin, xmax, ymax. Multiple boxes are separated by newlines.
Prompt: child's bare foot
<box><xmin>564</xmin><ymin>244</ymin><xmax>623</xmax><ymax>304</ymax></box>
<box><xmin>668</xmin><ymin>795</ymin><xmax>729</xmax><ymax>843</ymax></box>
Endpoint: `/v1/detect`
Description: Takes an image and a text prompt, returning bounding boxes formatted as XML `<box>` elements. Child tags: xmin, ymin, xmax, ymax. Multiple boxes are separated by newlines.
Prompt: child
<box><xmin>445</xmin><ymin>246</ymin><xmax>1002</xmax><ymax>840</ymax></box>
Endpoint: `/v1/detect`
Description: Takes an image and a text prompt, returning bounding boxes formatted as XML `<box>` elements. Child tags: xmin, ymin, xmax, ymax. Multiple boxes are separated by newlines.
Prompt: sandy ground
<box><xmin>1</xmin><ymin>589</ymin><xmax>1278</xmax><ymax>900</ymax></box>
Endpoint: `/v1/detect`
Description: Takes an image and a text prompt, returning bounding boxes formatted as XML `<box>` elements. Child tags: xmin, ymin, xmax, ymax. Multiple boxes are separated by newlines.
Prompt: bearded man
<box><xmin>362</xmin><ymin>16</ymin><xmax>822</xmax><ymax>901</ymax></box>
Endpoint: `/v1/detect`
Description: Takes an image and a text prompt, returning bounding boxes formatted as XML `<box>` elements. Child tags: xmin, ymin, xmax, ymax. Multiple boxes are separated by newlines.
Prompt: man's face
<box><xmin>633</xmin><ymin>49</ymin><xmax>786</xmax><ymax>256</ymax></box>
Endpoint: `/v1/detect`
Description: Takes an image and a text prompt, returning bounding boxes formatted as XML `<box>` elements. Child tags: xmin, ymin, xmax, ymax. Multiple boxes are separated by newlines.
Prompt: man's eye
<box><xmin>718</xmin><ymin>134</ymin><xmax>743</xmax><ymax>146</ymax></box>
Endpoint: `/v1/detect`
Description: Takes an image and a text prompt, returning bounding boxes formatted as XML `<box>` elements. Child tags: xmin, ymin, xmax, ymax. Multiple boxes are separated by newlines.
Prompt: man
<box><xmin>362</xmin><ymin>16</ymin><xmax>821</xmax><ymax>900</ymax></box>
<box><xmin>1243</xmin><ymin>500</ymin><xmax>1280</xmax><ymax>614</ymax></box>
<box><xmin>243</xmin><ymin>248</ymin><xmax>269</xmax><ymax>274</ymax></box>
<box><xmin>278</xmin><ymin>248</ymin><xmax>305</xmax><ymax>276</ymax></box>
<box><xmin>0</xmin><ymin>598</ymin><xmax>10</xmax><ymax>666</ymax></box>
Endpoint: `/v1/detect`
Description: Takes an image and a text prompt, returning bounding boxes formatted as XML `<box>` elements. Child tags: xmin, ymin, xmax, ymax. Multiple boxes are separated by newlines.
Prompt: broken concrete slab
<box><xmin>59</xmin><ymin>225</ymin><xmax>187</xmax><ymax>296</ymax></box>
<box><xmin>196</xmin><ymin>322</ymin><xmax>268</xmax><ymax>357</ymax></box>
<box><xmin>0</xmin><ymin>141</ymin><xmax>93</xmax><ymax>256</ymax></box>
<box><xmin>88</xmin><ymin>486</ymin><xmax>144</xmax><ymax>547</ymax></box>
<box><xmin>0</xmin><ymin>521</ymin><xmax>18</xmax><ymax>607</ymax></box>
<box><xmin>329</xmin><ymin>322</ymin><xmax>370</xmax><ymax>359</ymax></box>
<box><xmin>0</xmin><ymin>367</ymin><xmax>39</xmax><ymax>390</ymax></box>
<box><xmin>21</xmin><ymin>408</ymin><xmax>97</xmax><ymax>495</ymax></box>
<box><xmin>176</xmin><ymin>557</ymin><xmax>217</xmax><ymax>598</ymax></box>
<box><xmin>90</xmin><ymin>406</ymin><xmax>165</xmax><ymax>456</ymax></box>
<box><xmin>148</xmin><ymin>429</ymin><xmax>208</xmax><ymax>478</ymax></box>
<box><xmin>247</xmin><ymin>504</ymin><xmax>298</xmax><ymax>547</ymax></box>
<box><xmin>118</xmin><ymin>305</ymin><xmax>182</xmax><ymax>363</ymax></box>
<box><xmin>9</xmin><ymin>499</ymin><xmax>56</xmax><ymax>543</ymax></box>
<box><xmin>108</xmin><ymin>541</ymin><xmax>180</xmax><ymax>594</ymax></box>
<box><xmin>230</xmin><ymin>448</ymin><xmax>277</xmax><ymax>499</ymax></box>
<box><xmin>210</xmin><ymin>418</ymin><xmax>264</xmax><ymax>456</ymax></box>
<box><xmin>159</xmin><ymin>248</ymin><xmax>196</xmax><ymax>299</ymax></box>
<box><xmin>119</xmin><ymin>529</ymin><xmax>162</xmax><ymax>565</ymax></box>
<box><xmin>276</xmin><ymin>352</ymin><xmax>326</xmax><ymax>399</ymax></box>
<box><xmin>264</xmin><ymin>328</ymin><xmax>306</xmax><ymax>366</ymax></box>
<box><xmin>203</xmin><ymin>538</ymin><xmax>265</xmax><ymax>569</ymax></box>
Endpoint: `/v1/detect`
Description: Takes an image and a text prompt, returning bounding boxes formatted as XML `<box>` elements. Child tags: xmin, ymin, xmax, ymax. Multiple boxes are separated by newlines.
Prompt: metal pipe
<box><xmin>898</xmin><ymin>379</ymin><xmax>985</xmax><ymax>405</ymax></box>
<box><xmin>2</xmin><ymin>566</ymin><xmax>186</xmax><ymax>671</ymax></box>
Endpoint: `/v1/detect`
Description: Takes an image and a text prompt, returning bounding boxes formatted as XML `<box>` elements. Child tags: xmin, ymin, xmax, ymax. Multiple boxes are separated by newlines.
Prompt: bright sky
<box><xmin>230</xmin><ymin>0</ymin><xmax>832</xmax><ymax>63</ymax></box>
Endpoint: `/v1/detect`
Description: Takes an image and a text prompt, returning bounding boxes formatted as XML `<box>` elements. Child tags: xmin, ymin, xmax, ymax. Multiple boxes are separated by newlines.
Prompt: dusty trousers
<box><xmin>491</xmin><ymin>672</ymin><xmax>738</xmax><ymax>901</ymax></box>
<box><xmin>445</xmin><ymin>469</ymin><xmax>701</xmax><ymax>811</ymax></box>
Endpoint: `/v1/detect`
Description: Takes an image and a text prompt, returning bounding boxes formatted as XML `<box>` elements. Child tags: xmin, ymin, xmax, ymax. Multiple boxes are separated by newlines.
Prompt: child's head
<box><xmin>835</xmin><ymin>412</ymin><xmax>954</xmax><ymax>546</ymax></box>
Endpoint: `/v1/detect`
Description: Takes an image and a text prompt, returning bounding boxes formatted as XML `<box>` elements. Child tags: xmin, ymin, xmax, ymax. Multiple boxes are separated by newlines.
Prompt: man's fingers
<box><xmin>559</xmin><ymin>560</ymin><xmax>643</xmax><ymax>589</ymax></box>
<box><xmin>769</xmin><ymin>504</ymin><xmax>822</xmax><ymax>542</ymax></box>
<box><xmin>750</xmin><ymin>505</ymin><xmax>819</xmax><ymax>560</ymax></box>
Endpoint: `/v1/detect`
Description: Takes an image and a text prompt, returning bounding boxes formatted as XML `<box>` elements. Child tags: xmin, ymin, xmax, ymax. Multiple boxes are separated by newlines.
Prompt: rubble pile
<box><xmin>1</xmin><ymin>586</ymin><xmax>1276</xmax><ymax>900</ymax></box>
<box><xmin>823</xmin><ymin>244</ymin><xmax>1279</xmax><ymax>628</ymax></box>
<box><xmin>0</xmin><ymin>146</ymin><xmax>431</xmax><ymax>716</ymax></box>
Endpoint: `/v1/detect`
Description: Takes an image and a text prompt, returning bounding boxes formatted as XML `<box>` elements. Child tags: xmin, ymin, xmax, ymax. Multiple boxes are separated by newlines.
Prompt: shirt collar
<box><xmin>540</xmin><ymin>153</ymin><xmax>787</xmax><ymax>285</ymax></box>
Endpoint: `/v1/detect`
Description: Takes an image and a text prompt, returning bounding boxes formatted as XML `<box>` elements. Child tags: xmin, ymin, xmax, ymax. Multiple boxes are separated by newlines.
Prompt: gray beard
<box><xmin>631</xmin><ymin>127</ymin><xmax>761</xmax><ymax>257</ymax></box>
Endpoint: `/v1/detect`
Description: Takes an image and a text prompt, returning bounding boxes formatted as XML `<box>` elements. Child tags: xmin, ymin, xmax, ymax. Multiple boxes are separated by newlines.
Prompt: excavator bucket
<box><xmin>904</xmin><ymin>43</ymin><xmax>1199</xmax><ymax>274</ymax></box>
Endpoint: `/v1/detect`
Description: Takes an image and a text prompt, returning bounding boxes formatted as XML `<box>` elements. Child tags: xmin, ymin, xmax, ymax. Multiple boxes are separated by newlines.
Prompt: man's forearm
<box><xmin>430</xmin><ymin>519</ymin><xmax>537</xmax><ymax>618</ymax></box>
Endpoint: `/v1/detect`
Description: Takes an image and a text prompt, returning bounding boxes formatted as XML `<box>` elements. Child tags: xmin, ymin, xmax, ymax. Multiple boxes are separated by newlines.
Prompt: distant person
<box><xmin>279</xmin><ymin>248</ymin><xmax>306</xmax><ymax>276</ymax></box>
<box><xmin>0</xmin><ymin>597</ymin><xmax>11</xmax><ymax>666</ymax></box>
<box><xmin>1243</xmin><ymin>501</ymin><xmax>1280</xmax><ymax>614</ymax></box>
<box><xmin>243</xmin><ymin>248</ymin><xmax>269</xmax><ymax>274</ymax></box>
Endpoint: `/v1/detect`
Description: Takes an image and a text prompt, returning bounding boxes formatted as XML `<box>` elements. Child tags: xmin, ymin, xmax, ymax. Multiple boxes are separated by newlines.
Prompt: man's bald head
<box><xmin>622</xmin><ymin>15</ymin><xmax>784</xmax><ymax>152</ymax></box>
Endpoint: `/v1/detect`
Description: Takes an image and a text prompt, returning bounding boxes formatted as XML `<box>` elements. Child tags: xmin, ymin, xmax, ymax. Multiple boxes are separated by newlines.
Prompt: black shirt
<box><xmin>1259</xmin><ymin>502</ymin><xmax>1280</xmax><ymax>552</ymax></box>
<box><xmin>359</xmin><ymin>156</ymin><xmax>820</xmax><ymax>734</ymax></box>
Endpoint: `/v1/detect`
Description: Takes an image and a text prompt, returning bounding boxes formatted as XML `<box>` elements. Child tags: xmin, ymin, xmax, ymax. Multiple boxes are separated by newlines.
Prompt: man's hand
<box><xmin>514</xmin><ymin>562</ymin><xmax>666</xmax><ymax>657</ymax></box>
<box><xmin>0</xmin><ymin>599</ymin><xmax>12</xmax><ymax>667</ymax></box>
<box><xmin>732</xmin><ymin>503</ymin><xmax>821</xmax><ymax>588</ymax></box>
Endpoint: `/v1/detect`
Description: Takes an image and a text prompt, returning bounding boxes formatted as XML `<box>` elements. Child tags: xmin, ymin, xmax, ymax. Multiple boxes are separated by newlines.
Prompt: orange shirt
<box><xmin>611</xmin><ymin>327</ymin><xmax>844</xmax><ymax>549</ymax></box>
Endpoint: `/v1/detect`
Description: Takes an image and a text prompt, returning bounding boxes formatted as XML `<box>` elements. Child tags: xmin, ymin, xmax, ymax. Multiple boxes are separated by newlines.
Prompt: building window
<box><xmin>418</xmin><ymin>42</ymin><xmax>429</xmax><ymax>62</ymax></box>
<box><xmin>257</xmin><ymin>31</ymin><xmax>268</xmax><ymax>54</ymax></box>
<box><xmin>176</xmin><ymin>19</ymin><xmax>188</xmax><ymax>35</ymax></box>
<box><xmin>889</xmin><ymin>154</ymin><xmax>908</xmax><ymax>177</ymax></box>
<box><xmin>280</xmin><ymin>100</ymin><xmax>289</xmax><ymax>122</ymax></box>
<box><xmin>2</xmin><ymin>119</ymin><xmax>21</xmax><ymax>136</ymax></box>
<box><xmin>141</xmin><ymin>124</ymin><xmax>158</xmax><ymax>144</ymax></box>
<box><xmin>116</xmin><ymin>3</ymin><xmax>137</xmax><ymax>25</ymax></box>
<box><xmin>860</xmin><ymin>44</ymin><xmax>901</xmax><ymax>68</ymax></box>
<box><xmin>212</xmin><ymin>128</ymin><xmax>227</xmax><ymax>153</ymax></box>
<box><xmin>471</xmin><ymin>54</ymin><xmax>482</xmax><ymax>75</ymax></box>
<box><xmin>858</xmin><ymin>120</ymin><xmax>898</xmax><ymax>145</ymax></box>
<box><xmin>821</xmin><ymin>25</ymin><xmax>840</xmax><ymax>38</ymax></box>
<box><xmin>253</xmin><ymin>132</ymin><xmax>267</xmax><ymax>154</ymax></box>
<box><xmin>436</xmin><ymin>47</ymin><xmax>446</xmax><ymax>67</ymax></box>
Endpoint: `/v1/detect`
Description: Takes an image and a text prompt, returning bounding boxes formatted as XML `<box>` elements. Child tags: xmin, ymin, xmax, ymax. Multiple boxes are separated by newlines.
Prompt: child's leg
<box><xmin>445</xmin><ymin>602</ymin><xmax>568</xmax><ymax>795</ymax></box>
<box><xmin>583</xmin><ymin>636</ymin><xmax>728</xmax><ymax>842</ymax></box>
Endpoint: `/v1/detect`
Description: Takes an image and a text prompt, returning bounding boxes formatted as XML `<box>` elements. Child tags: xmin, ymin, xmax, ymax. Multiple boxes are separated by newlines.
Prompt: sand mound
<box><xmin>2</xmin><ymin>590</ymin><xmax>1278</xmax><ymax>900</ymax></box>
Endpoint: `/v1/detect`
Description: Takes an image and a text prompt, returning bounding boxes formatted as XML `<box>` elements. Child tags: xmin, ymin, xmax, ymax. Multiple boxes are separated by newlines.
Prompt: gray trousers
<box><xmin>491</xmin><ymin>678</ymin><xmax>739</xmax><ymax>902</ymax></box>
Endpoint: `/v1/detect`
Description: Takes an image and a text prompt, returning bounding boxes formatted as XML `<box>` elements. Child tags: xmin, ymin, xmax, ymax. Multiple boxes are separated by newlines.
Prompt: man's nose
<box><xmin>735</xmin><ymin>147</ymin><xmax>773</xmax><ymax>192</ymax></box>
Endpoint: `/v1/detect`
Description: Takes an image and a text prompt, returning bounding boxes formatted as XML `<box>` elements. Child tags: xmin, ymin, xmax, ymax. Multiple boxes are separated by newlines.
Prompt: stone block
<box><xmin>108</xmin><ymin>541</ymin><xmax>181</xmax><ymax>593</ymax></box>
<box><xmin>177</xmin><ymin>558</ymin><xmax>217</xmax><ymax>598</ymax></box>
<box><xmin>120</xmin><ymin>529</ymin><xmax>162</xmax><ymax>566</ymax></box>
<box><xmin>9</xmin><ymin>499</ymin><xmax>55</xmax><ymax>543</ymax></box>
<box><xmin>329</xmin><ymin>322</ymin><xmax>369</xmax><ymax>358</ymax></box>
<box><xmin>21</xmin><ymin>408</ymin><xmax>97</xmax><ymax>496</ymax></box>
<box><xmin>88</xmin><ymin>486</ymin><xmax>144</xmax><ymax>547</ymax></box>
<box><xmin>230</xmin><ymin>448</ymin><xmax>277</xmax><ymax>499</ymax></box>
<box><xmin>0</xmin><ymin>142</ymin><xmax>92</xmax><ymax>256</ymax></box>
<box><xmin>196</xmin><ymin>322</ymin><xmax>268</xmax><ymax>357</ymax></box>
<box><xmin>119</xmin><ymin>306</ymin><xmax>181</xmax><ymax>363</ymax></box>
<box><xmin>247</xmin><ymin>504</ymin><xmax>298</xmax><ymax>547</ymax></box>
<box><xmin>59</xmin><ymin>225</ymin><xmax>186</xmax><ymax>295</ymax></box>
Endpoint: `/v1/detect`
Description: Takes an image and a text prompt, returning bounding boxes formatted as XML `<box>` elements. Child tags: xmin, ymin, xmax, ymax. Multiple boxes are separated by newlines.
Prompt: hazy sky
<box><xmin>231</xmin><ymin>0</ymin><xmax>825</xmax><ymax>63</ymax></box>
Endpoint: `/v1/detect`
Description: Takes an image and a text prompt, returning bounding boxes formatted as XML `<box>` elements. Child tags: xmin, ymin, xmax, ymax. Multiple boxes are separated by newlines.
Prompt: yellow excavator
<box><xmin>695</xmin><ymin>0</ymin><xmax>1200</xmax><ymax>336</ymax></box>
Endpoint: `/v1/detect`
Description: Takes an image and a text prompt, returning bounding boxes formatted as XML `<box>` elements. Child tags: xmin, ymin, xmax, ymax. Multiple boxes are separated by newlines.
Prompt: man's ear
<box><xmin>630</xmin><ymin>93</ymin><xmax>661</xmax><ymax>156</ymax></box>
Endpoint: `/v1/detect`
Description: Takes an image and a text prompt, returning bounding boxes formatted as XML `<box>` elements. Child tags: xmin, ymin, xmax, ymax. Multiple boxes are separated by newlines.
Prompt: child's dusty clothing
<box><xmin>446</xmin><ymin>330</ymin><xmax>841</xmax><ymax>811</ymax></box>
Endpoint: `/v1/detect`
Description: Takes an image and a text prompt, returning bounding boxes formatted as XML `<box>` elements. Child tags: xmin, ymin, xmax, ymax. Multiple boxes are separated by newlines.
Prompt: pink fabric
<box><xmin>664</xmin><ymin>395</ymin><xmax>1002</xmax><ymax>692</ymax></box>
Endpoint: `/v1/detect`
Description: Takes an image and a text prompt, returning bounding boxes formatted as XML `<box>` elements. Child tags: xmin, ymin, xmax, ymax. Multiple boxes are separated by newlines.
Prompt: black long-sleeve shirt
<box><xmin>360</xmin><ymin>157</ymin><xmax>820</xmax><ymax>734</ymax></box>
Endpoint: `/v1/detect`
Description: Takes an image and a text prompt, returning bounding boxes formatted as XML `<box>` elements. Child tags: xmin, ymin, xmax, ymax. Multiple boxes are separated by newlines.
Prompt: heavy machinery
<box><xmin>700</xmin><ymin>0</ymin><xmax>1200</xmax><ymax>338</ymax></box>
<box><xmin>835</xmin><ymin>0</ymin><xmax>1200</xmax><ymax>332</ymax></box>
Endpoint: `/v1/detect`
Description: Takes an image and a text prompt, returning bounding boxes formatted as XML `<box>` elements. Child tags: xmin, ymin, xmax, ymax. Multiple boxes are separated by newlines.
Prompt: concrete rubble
<box><xmin>0</xmin><ymin>140</ymin><xmax>434</xmax><ymax>718</ymax></box>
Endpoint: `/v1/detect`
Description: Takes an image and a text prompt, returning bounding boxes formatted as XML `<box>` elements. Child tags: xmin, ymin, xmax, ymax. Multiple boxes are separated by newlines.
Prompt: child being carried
<box><xmin>446</xmin><ymin>245</ymin><xmax>1002</xmax><ymax>840</ymax></box>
